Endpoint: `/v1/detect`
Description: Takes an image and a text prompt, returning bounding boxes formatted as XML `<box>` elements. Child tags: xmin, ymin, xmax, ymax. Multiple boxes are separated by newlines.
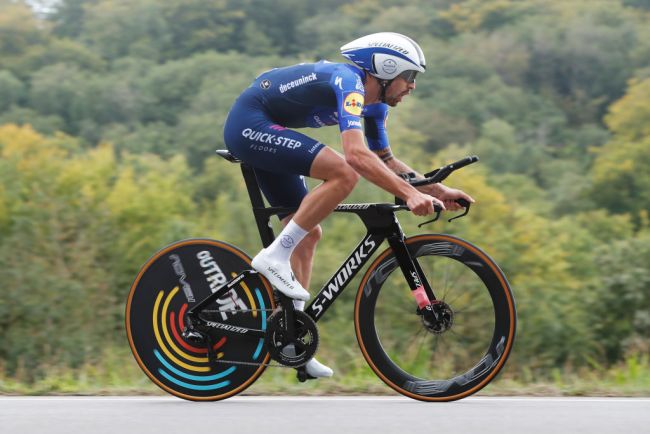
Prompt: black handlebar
<box><xmin>412</xmin><ymin>155</ymin><xmax>479</xmax><ymax>187</ymax></box>
<box><xmin>394</xmin><ymin>156</ymin><xmax>479</xmax><ymax>226</ymax></box>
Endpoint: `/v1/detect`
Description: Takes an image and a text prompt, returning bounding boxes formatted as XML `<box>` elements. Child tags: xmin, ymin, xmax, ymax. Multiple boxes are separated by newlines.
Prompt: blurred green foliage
<box><xmin>1</xmin><ymin>0</ymin><xmax>649</xmax><ymax>391</ymax></box>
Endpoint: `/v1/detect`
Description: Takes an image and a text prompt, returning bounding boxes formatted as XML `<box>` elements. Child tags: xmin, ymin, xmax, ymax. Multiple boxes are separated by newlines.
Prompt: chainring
<box><xmin>265</xmin><ymin>309</ymin><xmax>319</xmax><ymax>367</ymax></box>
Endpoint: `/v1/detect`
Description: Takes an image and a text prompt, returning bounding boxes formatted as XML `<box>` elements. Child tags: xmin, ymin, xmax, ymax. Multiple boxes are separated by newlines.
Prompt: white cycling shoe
<box><xmin>305</xmin><ymin>358</ymin><xmax>334</xmax><ymax>378</ymax></box>
<box><xmin>283</xmin><ymin>344</ymin><xmax>334</xmax><ymax>379</ymax></box>
<box><xmin>251</xmin><ymin>249</ymin><xmax>310</xmax><ymax>301</ymax></box>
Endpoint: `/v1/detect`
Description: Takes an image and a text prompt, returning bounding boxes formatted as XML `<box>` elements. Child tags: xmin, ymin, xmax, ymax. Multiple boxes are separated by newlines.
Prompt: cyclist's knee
<box><xmin>333</xmin><ymin>163</ymin><xmax>360</xmax><ymax>195</ymax></box>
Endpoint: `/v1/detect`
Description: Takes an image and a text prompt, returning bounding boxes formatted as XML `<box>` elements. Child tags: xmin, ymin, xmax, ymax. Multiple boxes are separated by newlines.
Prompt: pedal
<box><xmin>296</xmin><ymin>367</ymin><xmax>317</xmax><ymax>383</ymax></box>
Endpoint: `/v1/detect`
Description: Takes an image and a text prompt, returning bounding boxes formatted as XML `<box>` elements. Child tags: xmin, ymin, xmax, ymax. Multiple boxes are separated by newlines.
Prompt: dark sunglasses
<box><xmin>397</xmin><ymin>70</ymin><xmax>418</xmax><ymax>83</ymax></box>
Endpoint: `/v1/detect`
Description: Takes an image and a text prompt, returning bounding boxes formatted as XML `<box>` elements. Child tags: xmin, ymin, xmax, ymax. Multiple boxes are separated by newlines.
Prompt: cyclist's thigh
<box><xmin>224</xmin><ymin>95</ymin><xmax>325</xmax><ymax>176</ymax></box>
<box><xmin>254</xmin><ymin>168</ymin><xmax>308</xmax><ymax>216</ymax></box>
<box><xmin>224</xmin><ymin>92</ymin><xmax>326</xmax><ymax>219</ymax></box>
<box><xmin>308</xmin><ymin>146</ymin><xmax>351</xmax><ymax>181</ymax></box>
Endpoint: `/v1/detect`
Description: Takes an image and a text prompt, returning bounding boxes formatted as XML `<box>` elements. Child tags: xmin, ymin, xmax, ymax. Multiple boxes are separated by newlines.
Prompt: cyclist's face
<box><xmin>384</xmin><ymin>77</ymin><xmax>416</xmax><ymax>107</ymax></box>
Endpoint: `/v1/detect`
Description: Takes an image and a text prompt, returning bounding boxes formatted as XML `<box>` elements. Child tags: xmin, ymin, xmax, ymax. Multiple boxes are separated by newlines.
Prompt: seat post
<box><xmin>239</xmin><ymin>163</ymin><xmax>276</xmax><ymax>248</ymax></box>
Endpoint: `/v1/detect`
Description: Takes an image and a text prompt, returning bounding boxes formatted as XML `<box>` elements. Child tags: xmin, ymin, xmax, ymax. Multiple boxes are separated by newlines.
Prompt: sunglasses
<box><xmin>397</xmin><ymin>70</ymin><xmax>418</xmax><ymax>83</ymax></box>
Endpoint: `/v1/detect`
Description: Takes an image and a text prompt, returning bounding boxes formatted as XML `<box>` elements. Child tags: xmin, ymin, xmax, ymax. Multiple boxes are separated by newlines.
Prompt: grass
<box><xmin>1</xmin><ymin>353</ymin><xmax>649</xmax><ymax>397</ymax></box>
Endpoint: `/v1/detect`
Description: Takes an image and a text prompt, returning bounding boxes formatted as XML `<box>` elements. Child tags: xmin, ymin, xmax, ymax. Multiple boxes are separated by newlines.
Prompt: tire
<box><xmin>126</xmin><ymin>239</ymin><xmax>275</xmax><ymax>401</ymax></box>
<box><xmin>355</xmin><ymin>234</ymin><xmax>516</xmax><ymax>401</ymax></box>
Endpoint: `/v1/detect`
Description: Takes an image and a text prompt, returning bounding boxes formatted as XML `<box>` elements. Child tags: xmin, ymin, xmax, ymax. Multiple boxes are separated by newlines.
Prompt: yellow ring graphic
<box><xmin>232</xmin><ymin>272</ymin><xmax>258</xmax><ymax>318</ymax></box>
<box><xmin>153</xmin><ymin>288</ymin><xmax>210</xmax><ymax>372</ymax></box>
<box><xmin>161</xmin><ymin>287</ymin><xmax>212</xmax><ymax>363</ymax></box>
<box><xmin>127</xmin><ymin>238</ymin><xmax>276</xmax><ymax>401</ymax></box>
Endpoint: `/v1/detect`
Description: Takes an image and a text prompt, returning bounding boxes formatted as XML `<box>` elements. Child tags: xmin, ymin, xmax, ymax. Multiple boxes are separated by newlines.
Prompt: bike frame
<box><xmin>240</xmin><ymin>162</ymin><xmax>438</xmax><ymax>323</ymax></box>
<box><xmin>186</xmin><ymin>160</ymin><xmax>437</xmax><ymax>339</ymax></box>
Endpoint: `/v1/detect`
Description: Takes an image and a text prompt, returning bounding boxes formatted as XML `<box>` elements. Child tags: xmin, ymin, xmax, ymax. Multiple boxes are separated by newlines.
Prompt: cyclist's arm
<box><xmin>380</xmin><ymin>152</ymin><xmax>424</xmax><ymax>179</ymax></box>
<box><xmin>377</xmin><ymin>151</ymin><xmax>474</xmax><ymax>209</ymax></box>
<box><xmin>363</xmin><ymin>104</ymin><xmax>434</xmax><ymax>188</ymax></box>
<box><xmin>341</xmin><ymin>129</ymin><xmax>436</xmax><ymax>207</ymax></box>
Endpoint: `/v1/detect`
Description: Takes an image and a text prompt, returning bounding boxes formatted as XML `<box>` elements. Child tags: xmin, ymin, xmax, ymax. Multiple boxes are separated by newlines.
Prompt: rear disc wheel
<box><xmin>126</xmin><ymin>239</ymin><xmax>274</xmax><ymax>401</ymax></box>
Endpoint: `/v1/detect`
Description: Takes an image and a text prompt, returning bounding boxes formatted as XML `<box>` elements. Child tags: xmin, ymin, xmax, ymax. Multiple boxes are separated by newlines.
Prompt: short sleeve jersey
<box><xmin>250</xmin><ymin>61</ymin><xmax>390</xmax><ymax>152</ymax></box>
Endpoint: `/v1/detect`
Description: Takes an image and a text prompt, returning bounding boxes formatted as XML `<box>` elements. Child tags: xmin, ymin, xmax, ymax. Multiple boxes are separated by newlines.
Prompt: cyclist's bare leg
<box><xmin>280</xmin><ymin>219</ymin><xmax>332</xmax><ymax>378</ymax></box>
<box><xmin>292</xmin><ymin>147</ymin><xmax>360</xmax><ymax>230</ymax></box>
<box><xmin>283</xmin><ymin>214</ymin><xmax>322</xmax><ymax>291</ymax></box>
<box><xmin>252</xmin><ymin>147</ymin><xmax>357</xmax><ymax>302</ymax></box>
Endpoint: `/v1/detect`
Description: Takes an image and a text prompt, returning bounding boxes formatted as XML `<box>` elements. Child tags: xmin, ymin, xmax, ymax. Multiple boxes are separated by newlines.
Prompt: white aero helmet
<box><xmin>340</xmin><ymin>32</ymin><xmax>426</xmax><ymax>81</ymax></box>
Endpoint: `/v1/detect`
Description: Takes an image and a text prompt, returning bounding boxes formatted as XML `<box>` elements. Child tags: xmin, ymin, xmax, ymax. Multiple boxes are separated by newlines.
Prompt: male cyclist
<box><xmin>223</xmin><ymin>33</ymin><xmax>474</xmax><ymax>378</ymax></box>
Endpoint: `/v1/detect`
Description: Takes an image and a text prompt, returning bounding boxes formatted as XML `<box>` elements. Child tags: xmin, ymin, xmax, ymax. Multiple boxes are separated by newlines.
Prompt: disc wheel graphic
<box><xmin>126</xmin><ymin>239</ymin><xmax>274</xmax><ymax>401</ymax></box>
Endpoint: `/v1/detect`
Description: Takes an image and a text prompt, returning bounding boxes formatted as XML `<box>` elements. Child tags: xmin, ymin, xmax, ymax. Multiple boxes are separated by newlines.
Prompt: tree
<box><xmin>0</xmin><ymin>70</ymin><xmax>24</xmax><ymax>112</ymax></box>
<box><xmin>591</xmin><ymin>78</ymin><xmax>650</xmax><ymax>222</ymax></box>
<box><xmin>0</xmin><ymin>0</ymin><xmax>47</xmax><ymax>72</ymax></box>
<box><xmin>0</xmin><ymin>124</ymin><xmax>199</xmax><ymax>381</ymax></box>
<box><xmin>606</xmin><ymin>77</ymin><xmax>650</xmax><ymax>141</ymax></box>
<box><xmin>50</xmin><ymin>0</ymin><xmax>98</xmax><ymax>39</ymax></box>
<box><xmin>28</xmin><ymin>63</ymin><xmax>88</xmax><ymax>133</ymax></box>
<box><xmin>589</xmin><ymin>234</ymin><xmax>650</xmax><ymax>361</ymax></box>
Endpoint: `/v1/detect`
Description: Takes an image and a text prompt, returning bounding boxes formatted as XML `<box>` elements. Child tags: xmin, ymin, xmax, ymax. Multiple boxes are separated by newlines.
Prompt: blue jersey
<box><xmin>250</xmin><ymin>61</ymin><xmax>390</xmax><ymax>151</ymax></box>
<box><xmin>223</xmin><ymin>61</ymin><xmax>392</xmax><ymax>219</ymax></box>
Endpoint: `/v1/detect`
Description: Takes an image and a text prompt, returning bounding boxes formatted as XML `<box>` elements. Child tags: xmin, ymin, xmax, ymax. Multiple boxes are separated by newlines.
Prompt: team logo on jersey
<box><xmin>279</xmin><ymin>72</ymin><xmax>317</xmax><ymax>93</ymax></box>
<box><xmin>343</xmin><ymin>92</ymin><xmax>364</xmax><ymax>116</ymax></box>
<box><xmin>260</xmin><ymin>79</ymin><xmax>271</xmax><ymax>89</ymax></box>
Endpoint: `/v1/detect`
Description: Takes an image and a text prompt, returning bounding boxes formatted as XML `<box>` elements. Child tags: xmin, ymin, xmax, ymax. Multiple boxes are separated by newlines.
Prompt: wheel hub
<box><xmin>419</xmin><ymin>301</ymin><xmax>454</xmax><ymax>334</ymax></box>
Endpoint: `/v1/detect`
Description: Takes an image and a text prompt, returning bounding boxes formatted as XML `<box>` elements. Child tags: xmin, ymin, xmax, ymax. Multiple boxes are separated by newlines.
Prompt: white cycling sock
<box><xmin>252</xmin><ymin>220</ymin><xmax>311</xmax><ymax>300</ymax></box>
<box><xmin>265</xmin><ymin>219</ymin><xmax>308</xmax><ymax>263</ymax></box>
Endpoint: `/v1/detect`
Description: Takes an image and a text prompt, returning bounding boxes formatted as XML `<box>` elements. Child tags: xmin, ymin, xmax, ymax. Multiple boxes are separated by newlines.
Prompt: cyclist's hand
<box><xmin>423</xmin><ymin>184</ymin><xmax>475</xmax><ymax>212</ymax></box>
<box><xmin>438</xmin><ymin>186</ymin><xmax>474</xmax><ymax>211</ymax></box>
<box><xmin>406</xmin><ymin>191</ymin><xmax>445</xmax><ymax>216</ymax></box>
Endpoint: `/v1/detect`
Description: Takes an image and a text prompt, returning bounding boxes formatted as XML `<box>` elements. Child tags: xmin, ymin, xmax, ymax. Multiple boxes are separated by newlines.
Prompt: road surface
<box><xmin>1</xmin><ymin>396</ymin><xmax>648</xmax><ymax>434</ymax></box>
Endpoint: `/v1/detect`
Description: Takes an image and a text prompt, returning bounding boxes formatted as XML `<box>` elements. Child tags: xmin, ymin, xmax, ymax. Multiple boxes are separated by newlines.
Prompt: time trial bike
<box><xmin>125</xmin><ymin>150</ymin><xmax>516</xmax><ymax>402</ymax></box>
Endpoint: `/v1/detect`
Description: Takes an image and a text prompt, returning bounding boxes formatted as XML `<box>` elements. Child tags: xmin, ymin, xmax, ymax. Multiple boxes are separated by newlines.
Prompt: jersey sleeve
<box><xmin>330</xmin><ymin>66</ymin><xmax>366</xmax><ymax>132</ymax></box>
<box><xmin>363</xmin><ymin>103</ymin><xmax>390</xmax><ymax>152</ymax></box>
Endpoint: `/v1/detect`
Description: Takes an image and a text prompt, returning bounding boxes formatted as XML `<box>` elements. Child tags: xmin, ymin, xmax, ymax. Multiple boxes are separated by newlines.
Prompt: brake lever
<box><xmin>417</xmin><ymin>206</ymin><xmax>442</xmax><ymax>228</ymax></box>
<box><xmin>417</xmin><ymin>200</ymin><xmax>471</xmax><ymax>227</ymax></box>
<box><xmin>448</xmin><ymin>199</ymin><xmax>471</xmax><ymax>222</ymax></box>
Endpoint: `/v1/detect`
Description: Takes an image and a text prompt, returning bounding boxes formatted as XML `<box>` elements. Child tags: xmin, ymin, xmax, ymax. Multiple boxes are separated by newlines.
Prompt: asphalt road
<box><xmin>1</xmin><ymin>396</ymin><xmax>648</xmax><ymax>434</ymax></box>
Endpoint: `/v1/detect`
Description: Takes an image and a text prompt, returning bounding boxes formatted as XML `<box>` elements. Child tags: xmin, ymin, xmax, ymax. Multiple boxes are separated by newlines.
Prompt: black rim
<box><xmin>356</xmin><ymin>235</ymin><xmax>516</xmax><ymax>400</ymax></box>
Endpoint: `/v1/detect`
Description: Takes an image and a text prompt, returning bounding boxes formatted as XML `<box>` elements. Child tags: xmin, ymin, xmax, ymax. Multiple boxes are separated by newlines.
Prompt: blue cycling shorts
<box><xmin>223</xmin><ymin>88</ymin><xmax>325</xmax><ymax>218</ymax></box>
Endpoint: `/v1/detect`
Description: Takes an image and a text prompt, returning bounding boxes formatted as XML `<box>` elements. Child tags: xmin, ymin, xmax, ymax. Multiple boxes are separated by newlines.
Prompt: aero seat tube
<box><xmin>240</xmin><ymin>163</ymin><xmax>276</xmax><ymax>248</ymax></box>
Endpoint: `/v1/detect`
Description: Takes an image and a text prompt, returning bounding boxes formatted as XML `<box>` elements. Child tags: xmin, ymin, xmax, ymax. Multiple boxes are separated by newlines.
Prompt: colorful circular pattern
<box><xmin>126</xmin><ymin>239</ymin><xmax>274</xmax><ymax>400</ymax></box>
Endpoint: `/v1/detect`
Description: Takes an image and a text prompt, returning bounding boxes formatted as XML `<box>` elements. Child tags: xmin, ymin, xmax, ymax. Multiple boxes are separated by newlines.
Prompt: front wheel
<box><xmin>355</xmin><ymin>234</ymin><xmax>516</xmax><ymax>401</ymax></box>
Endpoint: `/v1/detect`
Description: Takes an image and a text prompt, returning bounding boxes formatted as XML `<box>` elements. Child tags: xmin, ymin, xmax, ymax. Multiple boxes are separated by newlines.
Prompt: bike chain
<box><xmin>209</xmin><ymin>357</ymin><xmax>295</xmax><ymax>369</ymax></box>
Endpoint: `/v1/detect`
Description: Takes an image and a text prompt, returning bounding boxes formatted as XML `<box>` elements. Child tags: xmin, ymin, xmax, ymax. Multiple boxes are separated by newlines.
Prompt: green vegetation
<box><xmin>1</xmin><ymin>0</ymin><xmax>649</xmax><ymax>395</ymax></box>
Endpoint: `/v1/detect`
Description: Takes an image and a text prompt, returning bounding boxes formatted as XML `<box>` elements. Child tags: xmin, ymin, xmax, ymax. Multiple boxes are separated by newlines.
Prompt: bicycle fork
<box><xmin>386</xmin><ymin>235</ymin><xmax>441</xmax><ymax>323</ymax></box>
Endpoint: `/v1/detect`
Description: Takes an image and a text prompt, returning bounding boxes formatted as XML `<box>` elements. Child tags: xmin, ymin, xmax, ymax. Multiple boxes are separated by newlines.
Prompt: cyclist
<box><xmin>223</xmin><ymin>32</ymin><xmax>474</xmax><ymax>378</ymax></box>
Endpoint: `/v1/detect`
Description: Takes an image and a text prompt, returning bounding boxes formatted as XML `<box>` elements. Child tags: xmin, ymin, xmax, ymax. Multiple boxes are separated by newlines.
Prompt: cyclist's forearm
<box><xmin>346</xmin><ymin>148</ymin><xmax>416</xmax><ymax>199</ymax></box>
<box><xmin>341</xmin><ymin>130</ymin><xmax>417</xmax><ymax>199</ymax></box>
<box><xmin>384</xmin><ymin>155</ymin><xmax>422</xmax><ymax>178</ymax></box>
<box><xmin>383</xmin><ymin>155</ymin><xmax>446</xmax><ymax>195</ymax></box>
